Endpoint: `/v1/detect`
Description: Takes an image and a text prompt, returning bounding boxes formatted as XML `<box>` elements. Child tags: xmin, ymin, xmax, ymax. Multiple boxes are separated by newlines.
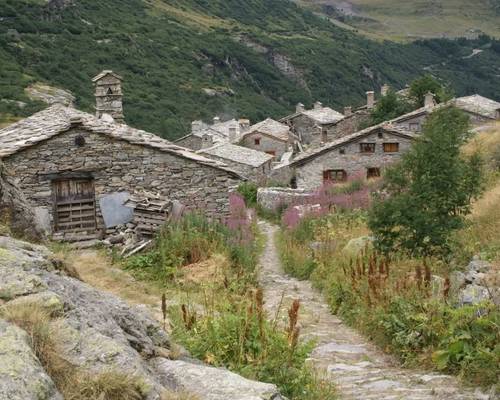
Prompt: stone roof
<box><xmin>92</xmin><ymin>70</ymin><xmax>123</xmax><ymax>82</ymax></box>
<box><xmin>451</xmin><ymin>95</ymin><xmax>500</xmax><ymax>119</ymax></box>
<box><xmin>281</xmin><ymin>106</ymin><xmax>345</xmax><ymax>125</ymax></box>
<box><xmin>392</xmin><ymin>94</ymin><xmax>500</xmax><ymax>124</ymax></box>
<box><xmin>290</xmin><ymin>123</ymin><xmax>418</xmax><ymax>166</ymax></box>
<box><xmin>243</xmin><ymin>118</ymin><xmax>290</xmax><ymax>142</ymax></box>
<box><xmin>198</xmin><ymin>143</ymin><xmax>274</xmax><ymax>167</ymax></box>
<box><xmin>0</xmin><ymin>104</ymin><xmax>243</xmax><ymax>178</ymax></box>
<box><xmin>175</xmin><ymin>118</ymin><xmax>243</xmax><ymax>145</ymax></box>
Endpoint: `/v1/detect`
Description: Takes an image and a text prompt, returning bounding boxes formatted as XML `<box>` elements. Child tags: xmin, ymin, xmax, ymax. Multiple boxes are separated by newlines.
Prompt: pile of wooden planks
<box><xmin>124</xmin><ymin>192</ymin><xmax>171</xmax><ymax>236</ymax></box>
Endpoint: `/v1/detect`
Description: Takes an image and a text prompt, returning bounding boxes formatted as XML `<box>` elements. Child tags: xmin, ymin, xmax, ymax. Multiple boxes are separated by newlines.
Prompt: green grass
<box><xmin>297</xmin><ymin>0</ymin><xmax>500</xmax><ymax>40</ymax></box>
<box><xmin>1</xmin><ymin>0</ymin><xmax>500</xmax><ymax>138</ymax></box>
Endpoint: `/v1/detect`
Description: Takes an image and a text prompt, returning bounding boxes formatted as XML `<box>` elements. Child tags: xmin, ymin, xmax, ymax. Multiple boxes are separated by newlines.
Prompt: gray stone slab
<box><xmin>98</xmin><ymin>192</ymin><xmax>133</xmax><ymax>228</ymax></box>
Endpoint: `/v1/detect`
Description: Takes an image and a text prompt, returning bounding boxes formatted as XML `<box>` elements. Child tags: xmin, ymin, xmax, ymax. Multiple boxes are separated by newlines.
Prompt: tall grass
<box><xmin>0</xmin><ymin>302</ymin><xmax>148</xmax><ymax>400</ymax></box>
<box><xmin>279</xmin><ymin>212</ymin><xmax>499</xmax><ymax>387</ymax></box>
<box><xmin>171</xmin><ymin>289</ymin><xmax>336</xmax><ymax>400</ymax></box>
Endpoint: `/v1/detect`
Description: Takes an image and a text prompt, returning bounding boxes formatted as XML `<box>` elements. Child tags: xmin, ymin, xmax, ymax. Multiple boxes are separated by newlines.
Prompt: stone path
<box><xmin>257</xmin><ymin>221</ymin><xmax>489</xmax><ymax>400</ymax></box>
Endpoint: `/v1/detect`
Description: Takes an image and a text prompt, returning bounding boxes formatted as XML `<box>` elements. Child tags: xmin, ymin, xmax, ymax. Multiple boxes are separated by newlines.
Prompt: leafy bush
<box><xmin>370</xmin><ymin>89</ymin><xmax>413</xmax><ymax>125</ymax></box>
<box><xmin>237</xmin><ymin>182</ymin><xmax>258</xmax><ymax>207</ymax></box>
<box><xmin>369</xmin><ymin>107</ymin><xmax>484</xmax><ymax>257</ymax></box>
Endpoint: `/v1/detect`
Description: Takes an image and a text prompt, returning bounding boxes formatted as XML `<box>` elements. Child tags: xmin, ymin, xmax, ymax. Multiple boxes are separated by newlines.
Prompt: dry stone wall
<box><xmin>3</xmin><ymin>128</ymin><xmax>240</xmax><ymax>234</ymax></box>
<box><xmin>240</xmin><ymin>132</ymin><xmax>288</xmax><ymax>159</ymax></box>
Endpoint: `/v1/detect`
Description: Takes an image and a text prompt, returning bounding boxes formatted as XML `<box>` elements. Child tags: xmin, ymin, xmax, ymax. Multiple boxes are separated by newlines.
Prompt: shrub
<box><xmin>237</xmin><ymin>182</ymin><xmax>258</xmax><ymax>207</ymax></box>
<box><xmin>369</xmin><ymin>107</ymin><xmax>484</xmax><ymax>257</ymax></box>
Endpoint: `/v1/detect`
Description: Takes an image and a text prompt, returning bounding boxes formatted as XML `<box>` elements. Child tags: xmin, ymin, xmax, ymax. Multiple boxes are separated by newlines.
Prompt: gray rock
<box><xmin>151</xmin><ymin>358</ymin><xmax>285</xmax><ymax>400</ymax></box>
<box><xmin>459</xmin><ymin>285</ymin><xmax>490</xmax><ymax>305</ymax></box>
<box><xmin>467</xmin><ymin>259</ymin><xmax>491</xmax><ymax>273</ymax></box>
<box><xmin>0</xmin><ymin>235</ymin><xmax>286</xmax><ymax>400</ymax></box>
<box><xmin>450</xmin><ymin>271</ymin><xmax>466</xmax><ymax>290</ymax></box>
<box><xmin>0</xmin><ymin>319</ymin><xmax>62</xmax><ymax>400</ymax></box>
<box><xmin>6</xmin><ymin>291</ymin><xmax>63</xmax><ymax>315</ymax></box>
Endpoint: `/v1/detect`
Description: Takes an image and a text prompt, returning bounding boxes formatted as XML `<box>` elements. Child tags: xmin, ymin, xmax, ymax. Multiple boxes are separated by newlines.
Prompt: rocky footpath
<box><xmin>0</xmin><ymin>235</ymin><xmax>284</xmax><ymax>400</ymax></box>
<box><xmin>258</xmin><ymin>221</ymin><xmax>494</xmax><ymax>400</ymax></box>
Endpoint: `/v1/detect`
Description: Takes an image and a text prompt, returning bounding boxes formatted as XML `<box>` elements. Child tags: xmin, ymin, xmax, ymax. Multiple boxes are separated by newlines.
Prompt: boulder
<box><xmin>0</xmin><ymin>235</ymin><xmax>287</xmax><ymax>400</ymax></box>
<box><xmin>459</xmin><ymin>285</ymin><xmax>490</xmax><ymax>306</ymax></box>
<box><xmin>0</xmin><ymin>319</ymin><xmax>62</xmax><ymax>400</ymax></box>
<box><xmin>151</xmin><ymin>358</ymin><xmax>285</xmax><ymax>400</ymax></box>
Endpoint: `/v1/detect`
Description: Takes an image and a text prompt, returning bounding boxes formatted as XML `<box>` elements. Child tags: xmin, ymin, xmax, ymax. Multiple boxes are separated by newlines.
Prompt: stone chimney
<box><xmin>381</xmin><ymin>84</ymin><xmax>390</xmax><ymax>96</ymax></box>
<box><xmin>314</xmin><ymin>101</ymin><xmax>323</xmax><ymax>110</ymax></box>
<box><xmin>228</xmin><ymin>124</ymin><xmax>238</xmax><ymax>142</ymax></box>
<box><xmin>366</xmin><ymin>91</ymin><xmax>375</xmax><ymax>109</ymax></box>
<box><xmin>344</xmin><ymin>106</ymin><xmax>352</xmax><ymax>117</ymax></box>
<box><xmin>424</xmin><ymin>92</ymin><xmax>436</xmax><ymax>108</ymax></box>
<box><xmin>201</xmin><ymin>134</ymin><xmax>213</xmax><ymax>149</ymax></box>
<box><xmin>239</xmin><ymin>118</ymin><xmax>251</xmax><ymax>132</ymax></box>
<box><xmin>296</xmin><ymin>103</ymin><xmax>305</xmax><ymax>113</ymax></box>
<box><xmin>92</xmin><ymin>70</ymin><xmax>124</xmax><ymax>123</ymax></box>
<box><xmin>191</xmin><ymin>120</ymin><xmax>203</xmax><ymax>133</ymax></box>
<box><xmin>213</xmin><ymin>116</ymin><xmax>221</xmax><ymax>125</ymax></box>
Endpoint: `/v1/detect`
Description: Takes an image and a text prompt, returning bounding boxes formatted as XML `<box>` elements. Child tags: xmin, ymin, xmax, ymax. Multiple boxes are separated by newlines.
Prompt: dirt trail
<box><xmin>257</xmin><ymin>221</ymin><xmax>483</xmax><ymax>400</ymax></box>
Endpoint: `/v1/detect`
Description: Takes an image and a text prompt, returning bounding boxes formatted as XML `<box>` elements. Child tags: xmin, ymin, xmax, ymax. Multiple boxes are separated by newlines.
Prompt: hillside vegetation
<box><xmin>297</xmin><ymin>0</ymin><xmax>500</xmax><ymax>40</ymax></box>
<box><xmin>1</xmin><ymin>0</ymin><xmax>500</xmax><ymax>139</ymax></box>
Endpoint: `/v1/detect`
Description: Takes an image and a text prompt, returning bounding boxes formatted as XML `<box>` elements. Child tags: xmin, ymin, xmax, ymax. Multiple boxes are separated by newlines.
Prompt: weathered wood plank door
<box><xmin>53</xmin><ymin>179</ymin><xmax>97</xmax><ymax>233</ymax></box>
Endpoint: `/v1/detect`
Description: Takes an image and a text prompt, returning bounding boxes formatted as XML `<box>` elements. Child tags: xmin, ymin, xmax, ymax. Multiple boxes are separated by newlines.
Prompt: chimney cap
<box><xmin>213</xmin><ymin>116</ymin><xmax>221</xmax><ymax>124</ymax></box>
<box><xmin>314</xmin><ymin>101</ymin><xmax>323</xmax><ymax>109</ymax></box>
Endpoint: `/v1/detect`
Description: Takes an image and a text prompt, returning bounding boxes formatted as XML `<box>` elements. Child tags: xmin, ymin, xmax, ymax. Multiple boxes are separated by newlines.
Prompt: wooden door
<box><xmin>53</xmin><ymin>179</ymin><xmax>97</xmax><ymax>233</ymax></box>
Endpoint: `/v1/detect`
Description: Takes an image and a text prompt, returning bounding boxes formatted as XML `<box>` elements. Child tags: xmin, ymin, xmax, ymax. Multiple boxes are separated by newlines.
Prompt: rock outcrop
<box><xmin>0</xmin><ymin>162</ymin><xmax>41</xmax><ymax>240</ymax></box>
<box><xmin>0</xmin><ymin>236</ymin><xmax>285</xmax><ymax>400</ymax></box>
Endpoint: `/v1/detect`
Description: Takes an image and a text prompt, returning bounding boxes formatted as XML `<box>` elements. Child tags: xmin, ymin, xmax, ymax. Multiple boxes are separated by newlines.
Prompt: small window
<box><xmin>409</xmin><ymin>122</ymin><xmax>420</xmax><ymax>131</ymax></box>
<box><xmin>266</xmin><ymin>150</ymin><xmax>276</xmax><ymax>157</ymax></box>
<box><xmin>106</xmin><ymin>87</ymin><xmax>113</xmax><ymax>95</ymax></box>
<box><xmin>321</xmin><ymin>129</ymin><xmax>328</xmax><ymax>142</ymax></box>
<box><xmin>383</xmin><ymin>143</ymin><xmax>399</xmax><ymax>153</ymax></box>
<box><xmin>378</xmin><ymin>131</ymin><xmax>384</xmax><ymax>139</ymax></box>
<box><xmin>254</xmin><ymin>138</ymin><xmax>261</xmax><ymax>146</ymax></box>
<box><xmin>360</xmin><ymin>143</ymin><xmax>376</xmax><ymax>153</ymax></box>
<box><xmin>367</xmin><ymin>167</ymin><xmax>381</xmax><ymax>179</ymax></box>
<box><xmin>339</xmin><ymin>148</ymin><xmax>345</xmax><ymax>155</ymax></box>
<box><xmin>323</xmin><ymin>169</ymin><xmax>347</xmax><ymax>183</ymax></box>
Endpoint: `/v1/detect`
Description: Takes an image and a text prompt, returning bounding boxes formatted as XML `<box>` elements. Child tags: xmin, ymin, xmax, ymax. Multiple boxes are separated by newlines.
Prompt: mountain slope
<box><xmin>1</xmin><ymin>0</ymin><xmax>500</xmax><ymax>139</ymax></box>
<box><xmin>296</xmin><ymin>0</ymin><xmax>500</xmax><ymax>40</ymax></box>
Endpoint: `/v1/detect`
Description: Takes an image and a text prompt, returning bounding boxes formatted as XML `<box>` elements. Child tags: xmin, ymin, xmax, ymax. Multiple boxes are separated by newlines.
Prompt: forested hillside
<box><xmin>1</xmin><ymin>0</ymin><xmax>500</xmax><ymax>139</ymax></box>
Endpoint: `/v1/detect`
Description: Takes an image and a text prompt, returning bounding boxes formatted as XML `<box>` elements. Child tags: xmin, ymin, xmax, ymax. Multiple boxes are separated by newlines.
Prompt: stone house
<box><xmin>279</xmin><ymin>101</ymin><xmax>345</xmax><ymax>145</ymax></box>
<box><xmin>287</xmin><ymin>124</ymin><xmax>417</xmax><ymax>190</ymax></box>
<box><xmin>392</xmin><ymin>94</ymin><xmax>500</xmax><ymax>133</ymax></box>
<box><xmin>239</xmin><ymin>118</ymin><xmax>292</xmax><ymax>160</ymax></box>
<box><xmin>174</xmin><ymin>117</ymin><xmax>250</xmax><ymax>150</ymax></box>
<box><xmin>0</xmin><ymin>72</ymin><xmax>243</xmax><ymax>238</ymax></box>
<box><xmin>198</xmin><ymin>142</ymin><xmax>274</xmax><ymax>184</ymax></box>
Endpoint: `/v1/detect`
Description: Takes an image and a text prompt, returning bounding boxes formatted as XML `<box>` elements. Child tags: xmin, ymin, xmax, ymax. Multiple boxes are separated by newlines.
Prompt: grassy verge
<box><xmin>278</xmin><ymin>210</ymin><xmax>499</xmax><ymax>387</ymax></box>
<box><xmin>0</xmin><ymin>302</ymin><xmax>148</xmax><ymax>400</ymax></box>
<box><xmin>124</xmin><ymin>203</ymin><xmax>336</xmax><ymax>399</ymax></box>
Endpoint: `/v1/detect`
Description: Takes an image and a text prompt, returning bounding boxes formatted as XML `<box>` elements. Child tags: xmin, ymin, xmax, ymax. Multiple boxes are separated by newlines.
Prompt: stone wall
<box><xmin>240</xmin><ymin>132</ymin><xmax>288</xmax><ymax>159</ymax></box>
<box><xmin>327</xmin><ymin>111</ymin><xmax>371</xmax><ymax>140</ymax></box>
<box><xmin>294</xmin><ymin>131</ymin><xmax>414</xmax><ymax>190</ymax></box>
<box><xmin>175</xmin><ymin>134</ymin><xmax>203</xmax><ymax>151</ymax></box>
<box><xmin>3</xmin><ymin>128</ymin><xmax>241</xmax><ymax>234</ymax></box>
<box><xmin>288</xmin><ymin>114</ymin><xmax>317</xmax><ymax>144</ymax></box>
<box><xmin>393</xmin><ymin>113</ymin><xmax>428</xmax><ymax>133</ymax></box>
<box><xmin>197</xmin><ymin>153</ymin><xmax>270</xmax><ymax>185</ymax></box>
<box><xmin>257</xmin><ymin>187</ymin><xmax>312</xmax><ymax>211</ymax></box>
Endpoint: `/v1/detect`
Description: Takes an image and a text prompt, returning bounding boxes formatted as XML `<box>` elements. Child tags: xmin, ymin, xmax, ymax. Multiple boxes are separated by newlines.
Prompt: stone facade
<box><xmin>327</xmin><ymin>110</ymin><xmax>371</xmax><ymax>140</ymax></box>
<box><xmin>3</xmin><ymin>128</ymin><xmax>241</xmax><ymax>235</ymax></box>
<box><xmin>292</xmin><ymin>129</ymin><xmax>415</xmax><ymax>191</ymax></box>
<box><xmin>392</xmin><ymin>112</ymin><xmax>429</xmax><ymax>133</ymax></box>
<box><xmin>174</xmin><ymin>134</ymin><xmax>204</xmax><ymax>151</ymax></box>
<box><xmin>240</xmin><ymin>132</ymin><xmax>289</xmax><ymax>160</ymax></box>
